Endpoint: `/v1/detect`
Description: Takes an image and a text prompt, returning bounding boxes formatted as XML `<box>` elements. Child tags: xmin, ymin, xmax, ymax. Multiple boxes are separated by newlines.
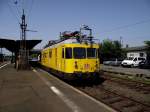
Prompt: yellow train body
<box><xmin>41</xmin><ymin>39</ymin><xmax>100</xmax><ymax>79</ymax></box>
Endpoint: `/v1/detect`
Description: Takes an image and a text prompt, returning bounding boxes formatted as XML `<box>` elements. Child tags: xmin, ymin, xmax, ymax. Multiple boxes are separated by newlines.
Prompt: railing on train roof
<box><xmin>44</xmin><ymin>26</ymin><xmax>100</xmax><ymax>48</ymax></box>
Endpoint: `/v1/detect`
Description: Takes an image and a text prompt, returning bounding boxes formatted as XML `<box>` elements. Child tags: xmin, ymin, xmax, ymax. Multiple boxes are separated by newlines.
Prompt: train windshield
<box><xmin>87</xmin><ymin>48</ymin><xmax>96</xmax><ymax>58</ymax></box>
<box><xmin>73</xmin><ymin>47</ymin><xmax>86</xmax><ymax>59</ymax></box>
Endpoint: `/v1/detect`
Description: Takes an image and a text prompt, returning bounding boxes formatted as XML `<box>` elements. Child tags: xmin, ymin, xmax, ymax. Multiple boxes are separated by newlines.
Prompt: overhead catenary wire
<box><xmin>100</xmin><ymin>18</ymin><xmax>150</xmax><ymax>36</ymax></box>
<box><xmin>22</xmin><ymin>0</ymin><xmax>25</xmax><ymax>11</ymax></box>
<box><xmin>17</xmin><ymin>0</ymin><xmax>35</xmax><ymax>24</ymax></box>
<box><xmin>6</xmin><ymin>0</ymin><xmax>20</xmax><ymax>24</ymax></box>
<box><xmin>11</xmin><ymin>0</ymin><xmax>21</xmax><ymax>17</ymax></box>
<box><xmin>6</xmin><ymin>0</ymin><xmax>35</xmax><ymax>27</ymax></box>
<box><xmin>27</xmin><ymin>0</ymin><xmax>34</xmax><ymax>20</ymax></box>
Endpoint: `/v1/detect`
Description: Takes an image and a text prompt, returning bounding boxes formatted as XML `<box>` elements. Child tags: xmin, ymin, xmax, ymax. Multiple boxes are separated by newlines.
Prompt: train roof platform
<box><xmin>0</xmin><ymin>63</ymin><xmax>115</xmax><ymax>112</ymax></box>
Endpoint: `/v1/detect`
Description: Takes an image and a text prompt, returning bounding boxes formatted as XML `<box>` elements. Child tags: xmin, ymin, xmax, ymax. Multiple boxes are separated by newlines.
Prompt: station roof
<box><xmin>0</xmin><ymin>38</ymin><xmax>42</xmax><ymax>53</ymax></box>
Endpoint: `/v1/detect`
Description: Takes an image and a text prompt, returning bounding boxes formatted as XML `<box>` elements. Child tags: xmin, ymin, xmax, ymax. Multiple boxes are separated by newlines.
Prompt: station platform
<box><xmin>0</xmin><ymin>64</ymin><xmax>115</xmax><ymax>112</ymax></box>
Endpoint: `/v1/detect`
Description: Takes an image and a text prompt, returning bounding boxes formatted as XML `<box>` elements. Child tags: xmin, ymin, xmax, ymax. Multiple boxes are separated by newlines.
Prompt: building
<box><xmin>125</xmin><ymin>46</ymin><xmax>147</xmax><ymax>59</ymax></box>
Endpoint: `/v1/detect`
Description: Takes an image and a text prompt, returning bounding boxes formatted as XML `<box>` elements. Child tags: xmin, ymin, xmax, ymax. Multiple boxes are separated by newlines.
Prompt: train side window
<box><xmin>65</xmin><ymin>48</ymin><xmax>72</xmax><ymax>59</ymax></box>
<box><xmin>74</xmin><ymin>47</ymin><xmax>86</xmax><ymax>59</ymax></box>
<box><xmin>62</xmin><ymin>48</ymin><xmax>64</xmax><ymax>58</ymax></box>
<box><xmin>87</xmin><ymin>48</ymin><xmax>96</xmax><ymax>58</ymax></box>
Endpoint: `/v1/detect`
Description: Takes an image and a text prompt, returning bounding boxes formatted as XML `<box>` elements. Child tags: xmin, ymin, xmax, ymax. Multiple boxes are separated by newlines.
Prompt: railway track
<box><xmin>77</xmin><ymin>85</ymin><xmax>150</xmax><ymax>112</ymax></box>
<box><xmin>69</xmin><ymin>74</ymin><xmax>150</xmax><ymax>112</ymax></box>
<box><xmin>101</xmin><ymin>74</ymin><xmax>150</xmax><ymax>95</ymax></box>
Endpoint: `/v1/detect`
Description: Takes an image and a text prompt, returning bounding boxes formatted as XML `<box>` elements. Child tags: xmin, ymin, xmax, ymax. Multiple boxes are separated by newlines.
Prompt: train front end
<box><xmin>63</xmin><ymin>43</ymin><xmax>100</xmax><ymax>79</ymax></box>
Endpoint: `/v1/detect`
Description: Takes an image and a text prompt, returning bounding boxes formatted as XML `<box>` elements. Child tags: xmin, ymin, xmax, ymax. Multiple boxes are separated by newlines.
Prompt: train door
<box><xmin>48</xmin><ymin>49</ymin><xmax>52</xmax><ymax>67</ymax></box>
<box><xmin>55</xmin><ymin>48</ymin><xmax>57</xmax><ymax>68</ymax></box>
<box><xmin>61</xmin><ymin>48</ymin><xmax>65</xmax><ymax>72</ymax></box>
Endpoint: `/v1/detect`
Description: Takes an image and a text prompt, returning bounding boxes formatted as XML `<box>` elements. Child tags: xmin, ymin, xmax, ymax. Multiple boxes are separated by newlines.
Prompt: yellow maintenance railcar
<box><xmin>41</xmin><ymin>38</ymin><xmax>100</xmax><ymax>80</ymax></box>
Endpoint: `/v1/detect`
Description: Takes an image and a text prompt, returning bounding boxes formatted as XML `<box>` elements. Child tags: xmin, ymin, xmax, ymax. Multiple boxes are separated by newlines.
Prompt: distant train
<box><xmin>40</xmin><ymin>27</ymin><xmax>100</xmax><ymax>80</ymax></box>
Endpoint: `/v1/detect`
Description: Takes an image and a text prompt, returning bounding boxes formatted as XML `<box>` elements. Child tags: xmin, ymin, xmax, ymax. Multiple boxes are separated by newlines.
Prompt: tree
<box><xmin>144</xmin><ymin>41</ymin><xmax>150</xmax><ymax>61</ymax></box>
<box><xmin>100</xmin><ymin>39</ymin><xmax>124</xmax><ymax>62</ymax></box>
<box><xmin>113</xmin><ymin>40</ymin><xmax>122</xmax><ymax>58</ymax></box>
<box><xmin>100</xmin><ymin>39</ymin><xmax>114</xmax><ymax>61</ymax></box>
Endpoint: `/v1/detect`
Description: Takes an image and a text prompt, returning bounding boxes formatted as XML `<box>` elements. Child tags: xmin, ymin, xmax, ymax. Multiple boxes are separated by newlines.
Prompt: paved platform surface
<box><xmin>101</xmin><ymin>65</ymin><xmax>150</xmax><ymax>77</ymax></box>
<box><xmin>0</xmin><ymin>64</ymin><xmax>115</xmax><ymax>112</ymax></box>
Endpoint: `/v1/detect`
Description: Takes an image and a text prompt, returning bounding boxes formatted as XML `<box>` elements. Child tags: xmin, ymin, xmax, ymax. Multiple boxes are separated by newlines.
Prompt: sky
<box><xmin>0</xmin><ymin>0</ymin><xmax>150</xmax><ymax>54</ymax></box>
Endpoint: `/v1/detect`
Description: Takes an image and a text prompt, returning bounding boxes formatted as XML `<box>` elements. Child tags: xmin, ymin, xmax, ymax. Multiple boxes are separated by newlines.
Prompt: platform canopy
<box><xmin>0</xmin><ymin>38</ymin><xmax>42</xmax><ymax>53</ymax></box>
